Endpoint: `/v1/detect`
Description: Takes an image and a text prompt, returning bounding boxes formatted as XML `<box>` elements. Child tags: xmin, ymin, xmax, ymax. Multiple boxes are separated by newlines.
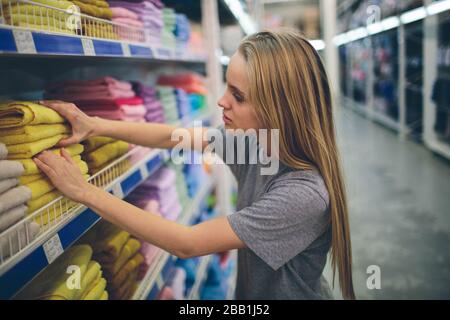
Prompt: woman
<box><xmin>35</xmin><ymin>30</ymin><xmax>355</xmax><ymax>300</ymax></box>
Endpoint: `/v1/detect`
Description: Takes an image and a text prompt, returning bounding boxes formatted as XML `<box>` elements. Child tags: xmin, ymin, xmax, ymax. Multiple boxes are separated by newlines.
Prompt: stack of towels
<box><xmin>82</xmin><ymin>136</ymin><xmax>130</xmax><ymax>175</ymax></box>
<box><xmin>81</xmin><ymin>220</ymin><xmax>144</xmax><ymax>300</ymax></box>
<box><xmin>108</xmin><ymin>0</ymin><xmax>164</xmax><ymax>45</ymax></box>
<box><xmin>0</xmin><ymin>101</ymin><xmax>89</xmax><ymax>226</ymax></box>
<box><xmin>110</xmin><ymin>6</ymin><xmax>144</xmax><ymax>42</ymax></box>
<box><xmin>131</xmin><ymin>82</ymin><xmax>165</xmax><ymax>123</ymax></box>
<box><xmin>45</xmin><ymin>77</ymin><xmax>147</xmax><ymax>123</ymax></box>
<box><xmin>169</xmin><ymin>163</ymin><xmax>190</xmax><ymax>209</ymax></box>
<box><xmin>126</xmin><ymin>166</ymin><xmax>183</xmax><ymax>222</ymax></box>
<box><xmin>157</xmin><ymin>74</ymin><xmax>208</xmax><ymax>116</ymax></box>
<box><xmin>175</xmin><ymin>13</ymin><xmax>190</xmax><ymax>48</ymax></box>
<box><xmin>157</xmin><ymin>86</ymin><xmax>179</xmax><ymax>124</ymax></box>
<box><xmin>72</xmin><ymin>0</ymin><xmax>113</xmax><ymax>20</ymax></box>
<box><xmin>175</xmin><ymin>88</ymin><xmax>190</xmax><ymax>122</ymax></box>
<box><xmin>16</xmin><ymin>245</ymin><xmax>109</xmax><ymax>300</ymax></box>
<box><xmin>1</xmin><ymin>0</ymin><xmax>76</xmax><ymax>35</ymax></box>
<box><xmin>161</xmin><ymin>7</ymin><xmax>176</xmax><ymax>49</ymax></box>
<box><xmin>0</xmin><ymin>143</ymin><xmax>40</xmax><ymax>259</ymax></box>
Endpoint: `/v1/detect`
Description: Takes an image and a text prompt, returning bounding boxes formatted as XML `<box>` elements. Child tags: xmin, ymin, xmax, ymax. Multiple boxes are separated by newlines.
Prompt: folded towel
<box><xmin>110</xmin><ymin>7</ymin><xmax>139</xmax><ymax>19</ymax></box>
<box><xmin>0</xmin><ymin>102</ymin><xmax>66</xmax><ymax>128</ymax></box>
<box><xmin>27</xmin><ymin>190</ymin><xmax>61</xmax><ymax>214</ymax></box>
<box><xmin>25</xmin><ymin>174</ymin><xmax>89</xmax><ymax>201</ymax></box>
<box><xmin>47</xmin><ymin>77</ymin><xmax>132</xmax><ymax>92</ymax></box>
<box><xmin>6</xmin><ymin>134</ymin><xmax>68</xmax><ymax>159</ymax></box>
<box><xmin>33</xmin><ymin>199</ymin><xmax>78</xmax><ymax>226</ymax></box>
<box><xmin>0</xmin><ymin>124</ymin><xmax>71</xmax><ymax>145</ymax></box>
<box><xmin>80</xmin><ymin>268</ymin><xmax>101</xmax><ymax>299</ymax></box>
<box><xmin>111</xmin><ymin>268</ymin><xmax>139</xmax><ymax>299</ymax></box>
<box><xmin>0</xmin><ymin>160</ymin><xmax>25</xmax><ymax>180</ymax></box>
<box><xmin>0</xmin><ymin>143</ymin><xmax>7</xmax><ymax>160</ymax></box>
<box><xmin>0</xmin><ymin>178</ymin><xmax>19</xmax><ymax>194</ymax></box>
<box><xmin>86</xmin><ymin>141</ymin><xmax>129</xmax><ymax>168</ymax></box>
<box><xmin>15</xmin><ymin>245</ymin><xmax>93</xmax><ymax>300</ymax></box>
<box><xmin>104</xmin><ymin>238</ymin><xmax>141</xmax><ymax>277</ymax></box>
<box><xmin>111</xmin><ymin>253</ymin><xmax>144</xmax><ymax>289</ymax></box>
<box><xmin>83</xmin><ymin>277</ymin><xmax>107</xmax><ymax>300</ymax></box>
<box><xmin>0</xmin><ymin>0</ymin><xmax>73</xmax><ymax>10</ymax></box>
<box><xmin>19</xmin><ymin>160</ymin><xmax>88</xmax><ymax>185</ymax></box>
<box><xmin>73</xmin><ymin>260</ymin><xmax>102</xmax><ymax>300</ymax></box>
<box><xmin>83</xmin><ymin>136</ymin><xmax>116</xmax><ymax>153</ymax></box>
<box><xmin>0</xmin><ymin>222</ymin><xmax>39</xmax><ymax>259</ymax></box>
<box><xmin>0</xmin><ymin>204</ymin><xmax>27</xmax><ymax>232</ymax></box>
<box><xmin>18</xmin><ymin>145</ymin><xmax>83</xmax><ymax>176</ymax></box>
<box><xmin>94</xmin><ymin>230</ymin><xmax>130</xmax><ymax>263</ymax></box>
<box><xmin>0</xmin><ymin>186</ymin><xmax>32</xmax><ymax>214</ymax></box>
<box><xmin>99</xmin><ymin>291</ymin><xmax>109</xmax><ymax>300</ymax></box>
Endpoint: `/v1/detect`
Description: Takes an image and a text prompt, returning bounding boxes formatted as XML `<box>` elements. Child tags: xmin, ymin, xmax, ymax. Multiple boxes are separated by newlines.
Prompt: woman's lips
<box><xmin>223</xmin><ymin>114</ymin><xmax>232</xmax><ymax>124</ymax></box>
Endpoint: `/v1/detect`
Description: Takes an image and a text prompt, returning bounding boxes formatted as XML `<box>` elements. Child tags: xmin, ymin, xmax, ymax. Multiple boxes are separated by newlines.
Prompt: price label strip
<box><xmin>121</xmin><ymin>43</ymin><xmax>131</xmax><ymax>57</ymax></box>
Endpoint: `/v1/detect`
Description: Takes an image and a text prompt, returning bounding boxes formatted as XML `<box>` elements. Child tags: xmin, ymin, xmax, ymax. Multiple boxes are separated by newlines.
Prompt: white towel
<box><xmin>0</xmin><ymin>160</ymin><xmax>24</xmax><ymax>180</ymax></box>
<box><xmin>0</xmin><ymin>178</ymin><xmax>18</xmax><ymax>194</ymax></box>
<box><xmin>0</xmin><ymin>204</ymin><xmax>27</xmax><ymax>232</ymax></box>
<box><xmin>0</xmin><ymin>186</ymin><xmax>32</xmax><ymax>214</ymax></box>
<box><xmin>0</xmin><ymin>222</ymin><xmax>39</xmax><ymax>258</ymax></box>
<box><xmin>0</xmin><ymin>143</ymin><xmax>7</xmax><ymax>160</ymax></box>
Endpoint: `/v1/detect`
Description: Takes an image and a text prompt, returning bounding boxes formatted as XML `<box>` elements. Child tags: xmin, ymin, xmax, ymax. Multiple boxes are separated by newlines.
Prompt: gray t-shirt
<box><xmin>209</xmin><ymin>127</ymin><xmax>334</xmax><ymax>300</ymax></box>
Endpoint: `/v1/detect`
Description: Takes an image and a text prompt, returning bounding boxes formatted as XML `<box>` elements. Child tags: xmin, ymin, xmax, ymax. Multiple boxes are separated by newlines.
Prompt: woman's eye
<box><xmin>233</xmin><ymin>93</ymin><xmax>244</xmax><ymax>103</ymax></box>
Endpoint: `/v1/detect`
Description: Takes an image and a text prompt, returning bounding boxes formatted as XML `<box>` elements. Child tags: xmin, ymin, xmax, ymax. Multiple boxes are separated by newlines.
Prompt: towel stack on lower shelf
<box><xmin>15</xmin><ymin>245</ymin><xmax>108</xmax><ymax>300</ymax></box>
<box><xmin>80</xmin><ymin>220</ymin><xmax>144</xmax><ymax>300</ymax></box>
<box><xmin>0</xmin><ymin>143</ymin><xmax>40</xmax><ymax>258</ymax></box>
<box><xmin>0</xmin><ymin>101</ymin><xmax>89</xmax><ymax>225</ymax></box>
<box><xmin>82</xmin><ymin>136</ymin><xmax>130</xmax><ymax>175</ymax></box>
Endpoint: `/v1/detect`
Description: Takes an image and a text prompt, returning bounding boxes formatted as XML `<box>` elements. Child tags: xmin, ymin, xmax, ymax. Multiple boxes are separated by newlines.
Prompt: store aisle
<box><xmin>324</xmin><ymin>106</ymin><xmax>450</xmax><ymax>300</ymax></box>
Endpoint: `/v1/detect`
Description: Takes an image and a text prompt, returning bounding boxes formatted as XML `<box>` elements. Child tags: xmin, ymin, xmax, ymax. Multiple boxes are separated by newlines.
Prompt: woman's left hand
<box><xmin>34</xmin><ymin>149</ymin><xmax>91</xmax><ymax>203</ymax></box>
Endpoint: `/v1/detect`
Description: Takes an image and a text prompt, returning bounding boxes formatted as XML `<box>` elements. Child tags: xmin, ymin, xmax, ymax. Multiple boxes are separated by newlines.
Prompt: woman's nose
<box><xmin>218</xmin><ymin>95</ymin><xmax>230</xmax><ymax>110</ymax></box>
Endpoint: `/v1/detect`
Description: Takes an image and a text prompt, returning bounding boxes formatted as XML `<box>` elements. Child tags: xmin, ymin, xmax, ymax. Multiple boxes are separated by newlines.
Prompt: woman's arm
<box><xmin>34</xmin><ymin>149</ymin><xmax>245</xmax><ymax>258</ymax></box>
<box><xmin>82</xmin><ymin>184</ymin><xmax>244</xmax><ymax>258</ymax></box>
<box><xmin>40</xmin><ymin>100</ymin><xmax>208</xmax><ymax>152</ymax></box>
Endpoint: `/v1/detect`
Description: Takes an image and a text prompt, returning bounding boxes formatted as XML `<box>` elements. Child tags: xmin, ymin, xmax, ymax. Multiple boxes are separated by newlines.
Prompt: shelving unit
<box><xmin>0</xmin><ymin>0</ymin><xmax>236</xmax><ymax>301</ymax></box>
<box><xmin>334</xmin><ymin>0</ymin><xmax>450</xmax><ymax>160</ymax></box>
<box><xmin>186</xmin><ymin>254</ymin><xmax>213</xmax><ymax>300</ymax></box>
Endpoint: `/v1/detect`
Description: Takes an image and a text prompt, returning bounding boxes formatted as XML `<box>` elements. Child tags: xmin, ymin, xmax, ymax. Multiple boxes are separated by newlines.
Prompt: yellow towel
<box><xmin>83</xmin><ymin>278</ymin><xmax>107</xmax><ymax>300</ymax></box>
<box><xmin>4</xmin><ymin>14</ymin><xmax>74</xmax><ymax>31</ymax></box>
<box><xmin>0</xmin><ymin>101</ymin><xmax>65</xmax><ymax>128</ymax></box>
<box><xmin>0</xmin><ymin>124</ymin><xmax>71</xmax><ymax>145</ymax></box>
<box><xmin>76</xmin><ymin>0</ymin><xmax>109</xmax><ymax>8</ymax></box>
<box><xmin>19</xmin><ymin>160</ymin><xmax>88</xmax><ymax>185</ymax></box>
<box><xmin>90</xmin><ymin>158</ymin><xmax>131</xmax><ymax>176</ymax></box>
<box><xmin>83</xmin><ymin>136</ymin><xmax>116</xmax><ymax>153</ymax></box>
<box><xmin>25</xmin><ymin>173</ymin><xmax>89</xmax><ymax>201</ymax></box>
<box><xmin>82</xmin><ymin>23</ymin><xmax>118</xmax><ymax>40</ymax></box>
<box><xmin>80</xmin><ymin>269</ymin><xmax>101</xmax><ymax>299</ymax></box>
<box><xmin>104</xmin><ymin>238</ymin><xmax>141</xmax><ymax>277</ymax></box>
<box><xmin>1</xmin><ymin>0</ymin><xmax>74</xmax><ymax>10</ymax></box>
<box><xmin>2</xmin><ymin>4</ymin><xmax>71</xmax><ymax>18</ymax></box>
<box><xmin>6</xmin><ymin>134</ymin><xmax>68</xmax><ymax>159</ymax></box>
<box><xmin>74</xmin><ymin>261</ymin><xmax>101</xmax><ymax>300</ymax></box>
<box><xmin>15</xmin><ymin>245</ymin><xmax>93</xmax><ymax>300</ymax></box>
<box><xmin>99</xmin><ymin>291</ymin><xmax>108</xmax><ymax>300</ymax></box>
<box><xmin>17</xmin><ymin>153</ymin><xmax>81</xmax><ymax>176</ymax></box>
<box><xmin>27</xmin><ymin>190</ymin><xmax>61</xmax><ymax>213</ymax></box>
<box><xmin>33</xmin><ymin>201</ymin><xmax>78</xmax><ymax>225</ymax></box>
<box><xmin>72</xmin><ymin>1</ymin><xmax>113</xmax><ymax>19</ymax></box>
<box><xmin>111</xmin><ymin>253</ymin><xmax>144</xmax><ymax>289</ymax></box>
<box><xmin>87</xmin><ymin>141</ymin><xmax>129</xmax><ymax>169</ymax></box>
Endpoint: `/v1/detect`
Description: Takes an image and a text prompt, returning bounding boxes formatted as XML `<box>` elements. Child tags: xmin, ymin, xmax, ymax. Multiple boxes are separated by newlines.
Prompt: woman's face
<box><xmin>218</xmin><ymin>52</ymin><xmax>261</xmax><ymax>131</ymax></box>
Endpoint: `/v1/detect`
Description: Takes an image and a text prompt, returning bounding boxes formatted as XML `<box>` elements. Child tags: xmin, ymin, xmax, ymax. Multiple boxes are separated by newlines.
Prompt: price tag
<box><xmin>121</xmin><ymin>43</ymin><xmax>131</xmax><ymax>57</ymax></box>
<box><xmin>43</xmin><ymin>234</ymin><xmax>64</xmax><ymax>264</ymax></box>
<box><xmin>139</xmin><ymin>163</ymin><xmax>149</xmax><ymax>180</ymax></box>
<box><xmin>81</xmin><ymin>38</ymin><xmax>95</xmax><ymax>56</ymax></box>
<box><xmin>13</xmin><ymin>30</ymin><xmax>36</xmax><ymax>54</ymax></box>
<box><xmin>112</xmin><ymin>183</ymin><xmax>124</xmax><ymax>198</ymax></box>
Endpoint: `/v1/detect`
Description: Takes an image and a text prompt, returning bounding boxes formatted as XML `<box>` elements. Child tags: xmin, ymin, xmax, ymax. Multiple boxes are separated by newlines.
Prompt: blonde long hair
<box><xmin>239</xmin><ymin>30</ymin><xmax>355</xmax><ymax>300</ymax></box>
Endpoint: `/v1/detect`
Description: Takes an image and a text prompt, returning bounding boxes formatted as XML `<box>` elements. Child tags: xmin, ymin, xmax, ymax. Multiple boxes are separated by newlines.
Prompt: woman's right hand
<box><xmin>39</xmin><ymin>100</ymin><xmax>99</xmax><ymax>147</ymax></box>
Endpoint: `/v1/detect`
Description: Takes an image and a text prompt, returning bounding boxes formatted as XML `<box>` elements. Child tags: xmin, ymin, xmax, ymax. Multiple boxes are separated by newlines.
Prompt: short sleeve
<box><xmin>227</xmin><ymin>173</ymin><xmax>330</xmax><ymax>270</ymax></box>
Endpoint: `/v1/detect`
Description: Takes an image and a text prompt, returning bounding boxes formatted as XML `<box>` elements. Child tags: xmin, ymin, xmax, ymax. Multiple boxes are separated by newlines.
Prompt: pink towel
<box><xmin>111</xmin><ymin>7</ymin><xmax>140</xmax><ymax>20</ymax></box>
<box><xmin>45</xmin><ymin>88</ymin><xmax>135</xmax><ymax>102</ymax></box>
<box><xmin>77</xmin><ymin>97</ymin><xmax>144</xmax><ymax>110</ymax></box>
<box><xmin>122</xmin><ymin>104</ymin><xmax>147</xmax><ymax>117</ymax></box>
<box><xmin>84</xmin><ymin>109</ymin><xmax>125</xmax><ymax>120</ymax></box>
<box><xmin>113</xmin><ymin>17</ymin><xmax>144</xmax><ymax>28</ymax></box>
<box><xmin>47</xmin><ymin>77</ymin><xmax>132</xmax><ymax>92</ymax></box>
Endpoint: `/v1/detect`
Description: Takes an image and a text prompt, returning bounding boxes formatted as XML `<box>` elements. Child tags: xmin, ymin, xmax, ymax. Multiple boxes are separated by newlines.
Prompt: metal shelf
<box><xmin>0</xmin><ymin>114</ymin><xmax>212</xmax><ymax>300</ymax></box>
<box><xmin>132</xmin><ymin>178</ymin><xmax>215</xmax><ymax>300</ymax></box>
